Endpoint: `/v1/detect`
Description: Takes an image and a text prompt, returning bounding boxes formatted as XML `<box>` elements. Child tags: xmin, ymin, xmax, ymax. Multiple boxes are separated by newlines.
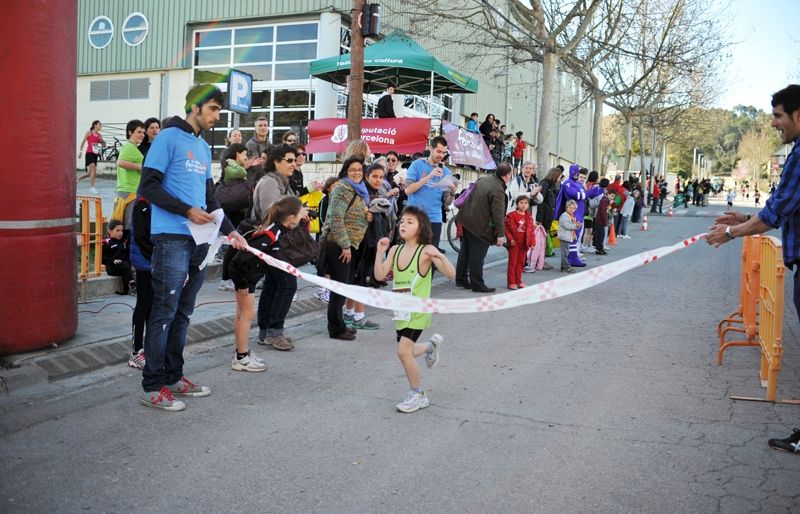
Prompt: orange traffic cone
<box><xmin>641</xmin><ymin>214</ymin><xmax>648</xmax><ymax>231</ymax></box>
<box><xmin>608</xmin><ymin>220</ymin><xmax>618</xmax><ymax>245</ymax></box>
<box><xmin>668</xmin><ymin>206</ymin><xmax>674</xmax><ymax>217</ymax></box>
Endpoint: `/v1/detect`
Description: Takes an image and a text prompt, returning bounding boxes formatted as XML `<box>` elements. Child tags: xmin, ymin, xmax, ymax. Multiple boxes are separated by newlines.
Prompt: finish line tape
<box><xmin>241</xmin><ymin>234</ymin><xmax>706</xmax><ymax>314</ymax></box>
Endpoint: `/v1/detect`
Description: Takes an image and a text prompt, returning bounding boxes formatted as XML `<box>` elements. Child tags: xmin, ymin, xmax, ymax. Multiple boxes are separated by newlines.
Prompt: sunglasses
<box><xmin>386</xmin><ymin>158</ymin><xmax>397</xmax><ymax>162</ymax></box>
<box><xmin>297</xmin><ymin>152</ymin><xmax>306</xmax><ymax>156</ymax></box>
<box><xmin>286</xmin><ymin>139</ymin><xmax>296</xmax><ymax>143</ymax></box>
<box><xmin>281</xmin><ymin>158</ymin><xmax>297</xmax><ymax>163</ymax></box>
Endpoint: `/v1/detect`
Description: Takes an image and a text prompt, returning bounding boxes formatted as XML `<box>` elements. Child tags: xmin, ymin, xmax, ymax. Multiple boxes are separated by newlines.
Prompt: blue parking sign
<box><xmin>227</xmin><ymin>69</ymin><xmax>252</xmax><ymax>113</ymax></box>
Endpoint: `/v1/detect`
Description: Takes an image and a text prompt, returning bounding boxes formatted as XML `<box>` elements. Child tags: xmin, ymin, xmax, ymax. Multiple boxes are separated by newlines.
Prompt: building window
<box><xmin>88</xmin><ymin>16</ymin><xmax>113</xmax><ymax>49</ymax></box>
<box><xmin>192</xmin><ymin>21</ymin><xmax>320</xmax><ymax>159</ymax></box>
<box><xmin>90</xmin><ymin>79</ymin><xmax>149</xmax><ymax>101</ymax></box>
<box><xmin>192</xmin><ymin>22</ymin><xmax>318</xmax><ymax>85</ymax></box>
<box><xmin>122</xmin><ymin>12</ymin><xmax>149</xmax><ymax>46</ymax></box>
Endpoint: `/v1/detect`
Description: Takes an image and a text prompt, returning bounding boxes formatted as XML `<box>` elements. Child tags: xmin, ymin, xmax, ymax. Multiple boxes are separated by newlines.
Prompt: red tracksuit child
<box><xmin>505</xmin><ymin>195</ymin><xmax>535</xmax><ymax>289</ymax></box>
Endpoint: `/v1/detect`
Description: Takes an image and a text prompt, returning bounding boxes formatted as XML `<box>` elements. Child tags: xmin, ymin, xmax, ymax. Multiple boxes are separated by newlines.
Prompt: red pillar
<box><xmin>0</xmin><ymin>0</ymin><xmax>78</xmax><ymax>354</ymax></box>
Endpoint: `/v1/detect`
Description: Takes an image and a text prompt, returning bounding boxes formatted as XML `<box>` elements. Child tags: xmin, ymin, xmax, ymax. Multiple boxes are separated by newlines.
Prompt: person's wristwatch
<box><xmin>725</xmin><ymin>225</ymin><xmax>735</xmax><ymax>240</ymax></box>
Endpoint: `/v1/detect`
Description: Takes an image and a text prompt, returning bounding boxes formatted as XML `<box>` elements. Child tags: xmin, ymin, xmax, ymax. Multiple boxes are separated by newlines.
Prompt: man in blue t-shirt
<box><xmin>405</xmin><ymin>136</ymin><xmax>458</xmax><ymax>248</ymax></box>
<box><xmin>138</xmin><ymin>84</ymin><xmax>247</xmax><ymax>411</ymax></box>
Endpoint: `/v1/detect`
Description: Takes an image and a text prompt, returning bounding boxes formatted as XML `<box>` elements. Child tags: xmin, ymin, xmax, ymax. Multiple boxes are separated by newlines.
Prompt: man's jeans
<box><xmin>142</xmin><ymin>239</ymin><xmax>208</xmax><ymax>392</ymax></box>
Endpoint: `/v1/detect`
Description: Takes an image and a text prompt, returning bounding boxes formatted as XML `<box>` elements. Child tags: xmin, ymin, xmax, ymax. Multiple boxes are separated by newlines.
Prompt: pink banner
<box><xmin>442</xmin><ymin>121</ymin><xmax>496</xmax><ymax>169</ymax></box>
<box><xmin>306</xmin><ymin>118</ymin><xmax>431</xmax><ymax>154</ymax></box>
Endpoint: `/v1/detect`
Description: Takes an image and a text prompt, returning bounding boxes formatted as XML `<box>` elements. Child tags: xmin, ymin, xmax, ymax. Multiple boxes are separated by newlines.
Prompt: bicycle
<box><xmin>445</xmin><ymin>204</ymin><xmax>461</xmax><ymax>253</ymax></box>
<box><xmin>100</xmin><ymin>137</ymin><xmax>122</xmax><ymax>162</ymax></box>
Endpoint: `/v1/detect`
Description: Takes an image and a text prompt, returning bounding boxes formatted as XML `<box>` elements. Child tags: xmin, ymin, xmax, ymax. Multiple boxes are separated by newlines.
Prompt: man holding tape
<box><xmin>707</xmin><ymin>84</ymin><xmax>800</xmax><ymax>454</ymax></box>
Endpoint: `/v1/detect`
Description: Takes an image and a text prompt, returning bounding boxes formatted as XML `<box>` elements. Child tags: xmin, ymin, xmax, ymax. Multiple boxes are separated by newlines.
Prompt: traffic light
<box><xmin>361</xmin><ymin>3</ymin><xmax>381</xmax><ymax>37</ymax></box>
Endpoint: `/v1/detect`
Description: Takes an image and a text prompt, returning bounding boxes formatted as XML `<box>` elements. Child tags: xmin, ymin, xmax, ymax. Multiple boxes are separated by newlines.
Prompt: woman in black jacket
<box><xmin>535</xmin><ymin>166</ymin><xmax>563</xmax><ymax>271</ymax></box>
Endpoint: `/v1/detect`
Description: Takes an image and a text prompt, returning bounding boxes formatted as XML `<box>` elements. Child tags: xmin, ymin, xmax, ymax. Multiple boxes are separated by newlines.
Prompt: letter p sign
<box><xmin>227</xmin><ymin>69</ymin><xmax>253</xmax><ymax>113</ymax></box>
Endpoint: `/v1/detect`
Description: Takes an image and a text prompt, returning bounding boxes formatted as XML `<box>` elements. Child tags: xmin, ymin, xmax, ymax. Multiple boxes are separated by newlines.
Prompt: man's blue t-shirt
<box><xmin>406</xmin><ymin>158</ymin><xmax>451</xmax><ymax>223</ymax></box>
<box><xmin>145</xmin><ymin>125</ymin><xmax>212</xmax><ymax>236</ymax></box>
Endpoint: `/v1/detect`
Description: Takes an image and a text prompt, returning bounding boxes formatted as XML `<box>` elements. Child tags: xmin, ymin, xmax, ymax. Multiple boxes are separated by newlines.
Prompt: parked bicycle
<box><xmin>100</xmin><ymin>137</ymin><xmax>122</xmax><ymax>162</ymax></box>
<box><xmin>445</xmin><ymin>203</ymin><xmax>461</xmax><ymax>253</ymax></box>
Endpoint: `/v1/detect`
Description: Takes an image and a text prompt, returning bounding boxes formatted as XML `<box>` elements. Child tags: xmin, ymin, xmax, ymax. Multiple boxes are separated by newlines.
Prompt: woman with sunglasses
<box><xmin>250</xmin><ymin>144</ymin><xmax>299</xmax><ymax>350</ymax></box>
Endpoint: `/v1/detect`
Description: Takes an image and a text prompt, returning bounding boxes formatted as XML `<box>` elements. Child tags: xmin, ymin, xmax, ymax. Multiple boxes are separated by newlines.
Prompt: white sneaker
<box><xmin>425</xmin><ymin>334</ymin><xmax>443</xmax><ymax>369</ymax></box>
<box><xmin>231</xmin><ymin>351</ymin><xmax>266</xmax><ymax>372</ymax></box>
<box><xmin>218</xmin><ymin>279</ymin><xmax>236</xmax><ymax>292</ymax></box>
<box><xmin>396</xmin><ymin>390</ymin><xmax>430</xmax><ymax>413</ymax></box>
<box><xmin>621</xmin><ymin>235</ymin><xmax>632</xmax><ymax>239</ymax></box>
<box><xmin>314</xmin><ymin>287</ymin><xmax>330</xmax><ymax>303</ymax></box>
<box><xmin>88</xmin><ymin>187</ymin><xmax>99</xmax><ymax>195</ymax></box>
<box><xmin>128</xmin><ymin>349</ymin><xmax>145</xmax><ymax>370</ymax></box>
<box><xmin>523</xmin><ymin>267</ymin><xmax>537</xmax><ymax>273</ymax></box>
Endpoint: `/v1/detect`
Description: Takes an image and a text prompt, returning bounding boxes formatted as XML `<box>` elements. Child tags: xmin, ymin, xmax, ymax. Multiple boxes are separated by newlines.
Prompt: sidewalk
<box><xmin>0</xmin><ymin>243</ymin><xmax>509</xmax><ymax>393</ymax></box>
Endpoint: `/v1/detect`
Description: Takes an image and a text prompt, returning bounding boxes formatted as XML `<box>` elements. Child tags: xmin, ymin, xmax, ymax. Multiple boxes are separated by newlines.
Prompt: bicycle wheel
<box><xmin>446</xmin><ymin>216</ymin><xmax>460</xmax><ymax>254</ymax></box>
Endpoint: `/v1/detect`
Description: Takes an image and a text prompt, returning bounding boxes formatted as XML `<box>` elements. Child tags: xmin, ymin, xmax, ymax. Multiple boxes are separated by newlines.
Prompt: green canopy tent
<box><xmin>308</xmin><ymin>29</ymin><xmax>478</xmax><ymax>115</ymax></box>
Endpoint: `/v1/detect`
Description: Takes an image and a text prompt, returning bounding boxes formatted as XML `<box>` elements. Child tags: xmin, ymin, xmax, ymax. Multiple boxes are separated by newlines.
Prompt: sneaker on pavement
<box><xmin>218</xmin><ymin>279</ymin><xmax>236</xmax><ymax>292</ymax></box>
<box><xmin>314</xmin><ymin>287</ymin><xmax>330</xmax><ymax>303</ymax></box>
<box><xmin>343</xmin><ymin>313</ymin><xmax>355</xmax><ymax>327</ymax></box>
<box><xmin>166</xmin><ymin>377</ymin><xmax>211</xmax><ymax>397</ymax></box>
<box><xmin>523</xmin><ymin>267</ymin><xmax>536</xmax><ymax>273</ymax></box>
<box><xmin>140</xmin><ymin>386</ymin><xmax>186</xmax><ymax>411</ymax></box>
<box><xmin>232</xmin><ymin>351</ymin><xmax>267</xmax><ymax>372</ymax></box>
<box><xmin>266</xmin><ymin>335</ymin><xmax>294</xmax><ymax>351</ymax></box>
<box><xmin>541</xmin><ymin>263</ymin><xmax>554</xmax><ymax>270</ymax></box>
<box><xmin>128</xmin><ymin>349</ymin><xmax>145</xmax><ymax>370</ymax></box>
<box><xmin>768</xmin><ymin>428</ymin><xmax>800</xmax><ymax>454</ymax></box>
<box><xmin>349</xmin><ymin>317</ymin><xmax>379</xmax><ymax>330</ymax></box>
<box><xmin>88</xmin><ymin>187</ymin><xmax>99</xmax><ymax>195</ymax></box>
<box><xmin>396</xmin><ymin>390</ymin><xmax>430</xmax><ymax>413</ymax></box>
<box><xmin>425</xmin><ymin>334</ymin><xmax>444</xmax><ymax>369</ymax></box>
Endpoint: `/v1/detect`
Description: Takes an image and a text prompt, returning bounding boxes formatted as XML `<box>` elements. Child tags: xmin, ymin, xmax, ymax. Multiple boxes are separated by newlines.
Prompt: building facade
<box><xmin>77</xmin><ymin>0</ymin><xmax>592</xmax><ymax>167</ymax></box>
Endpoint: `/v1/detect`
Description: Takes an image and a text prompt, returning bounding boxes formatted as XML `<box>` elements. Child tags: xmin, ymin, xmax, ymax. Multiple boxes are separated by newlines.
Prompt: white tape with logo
<box><xmin>243</xmin><ymin>234</ymin><xmax>706</xmax><ymax>314</ymax></box>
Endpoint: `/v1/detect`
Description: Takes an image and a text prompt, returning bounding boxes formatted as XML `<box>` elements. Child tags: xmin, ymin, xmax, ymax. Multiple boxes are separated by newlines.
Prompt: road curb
<box><xmin>0</xmin><ymin>252</ymin><xmax>507</xmax><ymax>394</ymax></box>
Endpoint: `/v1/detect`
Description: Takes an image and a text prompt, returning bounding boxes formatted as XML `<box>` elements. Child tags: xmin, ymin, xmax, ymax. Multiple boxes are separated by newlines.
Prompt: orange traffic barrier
<box><xmin>718</xmin><ymin>235</ymin><xmax>761</xmax><ymax>364</ymax></box>
<box><xmin>731</xmin><ymin>236</ymin><xmax>794</xmax><ymax>403</ymax></box>
<box><xmin>607</xmin><ymin>219</ymin><xmax>618</xmax><ymax>246</ymax></box>
<box><xmin>77</xmin><ymin>195</ymin><xmax>104</xmax><ymax>281</ymax></box>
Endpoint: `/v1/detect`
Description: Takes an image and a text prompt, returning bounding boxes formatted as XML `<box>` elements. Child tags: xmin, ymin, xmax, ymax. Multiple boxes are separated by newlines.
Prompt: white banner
<box><xmin>242</xmin><ymin>234</ymin><xmax>707</xmax><ymax>314</ymax></box>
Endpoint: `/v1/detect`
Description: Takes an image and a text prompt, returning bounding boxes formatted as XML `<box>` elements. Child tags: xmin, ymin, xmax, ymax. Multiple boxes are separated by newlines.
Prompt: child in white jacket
<box><xmin>618</xmin><ymin>190</ymin><xmax>634</xmax><ymax>238</ymax></box>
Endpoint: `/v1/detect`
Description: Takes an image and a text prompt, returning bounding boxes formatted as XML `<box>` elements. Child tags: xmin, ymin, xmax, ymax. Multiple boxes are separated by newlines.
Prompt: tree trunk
<box><xmin>623</xmin><ymin>113</ymin><xmax>633</xmax><ymax>172</ymax></box>
<box><xmin>592</xmin><ymin>89</ymin><xmax>604</xmax><ymax>172</ymax></box>
<box><xmin>537</xmin><ymin>51</ymin><xmax>558</xmax><ymax>174</ymax></box>
<box><xmin>637</xmin><ymin>123</ymin><xmax>647</xmax><ymax>191</ymax></box>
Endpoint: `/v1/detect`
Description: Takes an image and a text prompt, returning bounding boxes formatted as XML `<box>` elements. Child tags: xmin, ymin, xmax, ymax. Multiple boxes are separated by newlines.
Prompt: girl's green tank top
<box><xmin>392</xmin><ymin>244</ymin><xmax>432</xmax><ymax>330</ymax></box>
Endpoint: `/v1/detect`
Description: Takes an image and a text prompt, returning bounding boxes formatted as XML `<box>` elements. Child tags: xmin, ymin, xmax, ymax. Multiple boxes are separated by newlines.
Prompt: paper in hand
<box><xmin>188</xmin><ymin>208</ymin><xmax>226</xmax><ymax>246</ymax></box>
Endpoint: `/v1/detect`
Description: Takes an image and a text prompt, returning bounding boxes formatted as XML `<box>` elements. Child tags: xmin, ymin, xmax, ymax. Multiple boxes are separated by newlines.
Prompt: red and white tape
<box><xmin>244</xmin><ymin>234</ymin><xmax>707</xmax><ymax>314</ymax></box>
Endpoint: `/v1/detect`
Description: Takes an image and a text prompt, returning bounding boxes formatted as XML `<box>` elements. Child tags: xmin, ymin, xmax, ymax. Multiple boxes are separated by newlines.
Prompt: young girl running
<box><xmin>224</xmin><ymin>196</ymin><xmax>306</xmax><ymax>371</ymax></box>
<box><xmin>374</xmin><ymin>206</ymin><xmax>456</xmax><ymax>413</ymax></box>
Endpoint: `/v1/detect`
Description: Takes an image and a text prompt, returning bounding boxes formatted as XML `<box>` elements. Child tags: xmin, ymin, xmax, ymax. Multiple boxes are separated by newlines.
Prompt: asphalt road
<box><xmin>2</xmin><ymin>213</ymin><xmax>800</xmax><ymax>513</ymax></box>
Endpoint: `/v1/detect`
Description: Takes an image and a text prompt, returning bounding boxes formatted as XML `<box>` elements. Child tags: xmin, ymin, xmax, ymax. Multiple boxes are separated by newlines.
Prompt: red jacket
<box><xmin>505</xmin><ymin>210</ymin><xmax>535</xmax><ymax>247</ymax></box>
<box><xmin>513</xmin><ymin>140</ymin><xmax>526</xmax><ymax>158</ymax></box>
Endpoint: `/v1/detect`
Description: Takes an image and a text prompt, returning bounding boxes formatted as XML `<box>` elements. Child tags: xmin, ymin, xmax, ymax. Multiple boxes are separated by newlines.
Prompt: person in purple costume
<box><xmin>554</xmin><ymin>164</ymin><xmax>604</xmax><ymax>267</ymax></box>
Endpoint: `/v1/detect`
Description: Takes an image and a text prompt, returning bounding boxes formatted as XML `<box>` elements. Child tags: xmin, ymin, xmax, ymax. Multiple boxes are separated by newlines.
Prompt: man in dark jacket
<box><xmin>377</xmin><ymin>84</ymin><xmax>396</xmax><ymax>118</ymax></box>
<box><xmin>455</xmin><ymin>162</ymin><xmax>512</xmax><ymax>292</ymax></box>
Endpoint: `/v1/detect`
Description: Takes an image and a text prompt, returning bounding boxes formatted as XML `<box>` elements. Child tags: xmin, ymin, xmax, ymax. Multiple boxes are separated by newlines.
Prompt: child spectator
<box><xmin>466</xmin><ymin>112</ymin><xmax>480</xmax><ymax>133</ymax></box>
<box><xmin>222</xmin><ymin>143</ymin><xmax>248</xmax><ymax>184</ymax></box>
<box><xmin>505</xmin><ymin>196</ymin><xmax>535</xmax><ymax>289</ymax></box>
<box><xmin>373</xmin><ymin>206</ymin><xmax>456</xmax><ymax>413</ymax></box>
<box><xmin>513</xmin><ymin>131</ymin><xmax>526</xmax><ymax>171</ymax></box>
<box><xmin>618</xmin><ymin>189</ymin><xmax>634</xmax><ymax>239</ymax></box>
<box><xmin>754</xmin><ymin>190</ymin><xmax>761</xmax><ymax>207</ymax></box>
<box><xmin>128</xmin><ymin>197</ymin><xmax>154</xmax><ymax>369</ymax></box>
<box><xmin>224</xmin><ymin>196</ymin><xmax>307</xmax><ymax>369</ymax></box>
<box><xmin>557</xmin><ymin>200</ymin><xmax>581</xmax><ymax>273</ymax></box>
<box><xmin>594</xmin><ymin>191</ymin><xmax>614</xmax><ymax>255</ymax></box>
<box><xmin>726</xmin><ymin>189</ymin><xmax>735</xmax><ymax>208</ymax></box>
<box><xmin>102</xmin><ymin>220</ymin><xmax>135</xmax><ymax>295</ymax></box>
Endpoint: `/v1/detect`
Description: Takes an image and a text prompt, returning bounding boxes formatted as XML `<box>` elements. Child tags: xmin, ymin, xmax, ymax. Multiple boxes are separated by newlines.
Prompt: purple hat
<box><xmin>569</xmin><ymin>163</ymin><xmax>581</xmax><ymax>179</ymax></box>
